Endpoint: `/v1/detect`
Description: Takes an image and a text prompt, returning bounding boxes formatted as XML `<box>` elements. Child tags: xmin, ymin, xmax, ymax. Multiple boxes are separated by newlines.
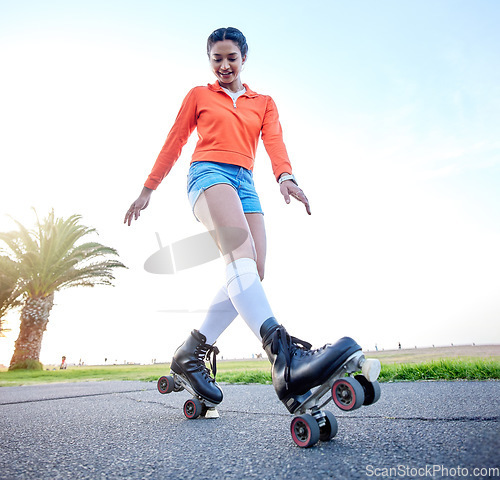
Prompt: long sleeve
<box><xmin>261</xmin><ymin>96</ymin><xmax>293</xmax><ymax>181</ymax></box>
<box><xmin>144</xmin><ymin>88</ymin><xmax>198</xmax><ymax>190</ymax></box>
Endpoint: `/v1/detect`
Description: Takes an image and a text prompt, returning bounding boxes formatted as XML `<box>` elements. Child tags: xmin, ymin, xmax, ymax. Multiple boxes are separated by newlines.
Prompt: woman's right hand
<box><xmin>124</xmin><ymin>187</ymin><xmax>153</xmax><ymax>226</ymax></box>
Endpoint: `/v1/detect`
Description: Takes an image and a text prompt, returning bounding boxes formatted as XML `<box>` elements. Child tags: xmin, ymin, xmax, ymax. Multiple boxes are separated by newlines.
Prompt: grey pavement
<box><xmin>0</xmin><ymin>381</ymin><xmax>499</xmax><ymax>480</ymax></box>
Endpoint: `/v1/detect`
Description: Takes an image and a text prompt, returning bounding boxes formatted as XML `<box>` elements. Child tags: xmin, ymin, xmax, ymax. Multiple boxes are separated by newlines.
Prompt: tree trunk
<box><xmin>9</xmin><ymin>293</ymin><xmax>54</xmax><ymax>368</ymax></box>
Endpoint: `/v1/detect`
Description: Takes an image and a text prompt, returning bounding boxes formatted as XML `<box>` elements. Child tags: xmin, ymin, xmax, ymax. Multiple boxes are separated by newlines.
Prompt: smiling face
<box><xmin>209</xmin><ymin>39</ymin><xmax>246</xmax><ymax>92</ymax></box>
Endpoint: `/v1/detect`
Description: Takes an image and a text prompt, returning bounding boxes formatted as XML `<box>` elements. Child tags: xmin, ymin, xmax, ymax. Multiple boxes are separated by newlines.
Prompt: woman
<box><xmin>124</xmin><ymin>28</ymin><xmax>360</xmax><ymax>411</ymax></box>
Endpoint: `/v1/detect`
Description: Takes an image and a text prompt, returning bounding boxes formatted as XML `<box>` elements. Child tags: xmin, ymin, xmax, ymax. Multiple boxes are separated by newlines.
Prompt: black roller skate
<box><xmin>260</xmin><ymin>318</ymin><xmax>381</xmax><ymax>447</ymax></box>
<box><xmin>157</xmin><ymin>330</ymin><xmax>222</xmax><ymax>419</ymax></box>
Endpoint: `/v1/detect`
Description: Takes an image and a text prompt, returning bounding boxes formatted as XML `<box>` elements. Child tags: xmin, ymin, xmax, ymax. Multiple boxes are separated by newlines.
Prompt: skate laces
<box><xmin>272</xmin><ymin>327</ymin><xmax>312</xmax><ymax>390</ymax></box>
<box><xmin>194</xmin><ymin>343</ymin><xmax>219</xmax><ymax>381</ymax></box>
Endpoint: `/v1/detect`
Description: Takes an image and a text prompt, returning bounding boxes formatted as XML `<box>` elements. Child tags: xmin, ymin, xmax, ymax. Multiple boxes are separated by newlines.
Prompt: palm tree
<box><xmin>0</xmin><ymin>210</ymin><xmax>126</xmax><ymax>369</ymax></box>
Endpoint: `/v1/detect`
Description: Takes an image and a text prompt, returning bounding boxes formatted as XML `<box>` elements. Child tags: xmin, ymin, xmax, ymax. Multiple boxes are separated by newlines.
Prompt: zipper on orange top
<box><xmin>220</xmin><ymin>89</ymin><xmax>242</xmax><ymax>109</ymax></box>
<box><xmin>231</xmin><ymin>93</ymin><xmax>247</xmax><ymax>108</ymax></box>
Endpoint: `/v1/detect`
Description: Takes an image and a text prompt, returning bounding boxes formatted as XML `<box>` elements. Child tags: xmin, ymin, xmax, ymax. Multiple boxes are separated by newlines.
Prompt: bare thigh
<box><xmin>194</xmin><ymin>184</ymin><xmax>257</xmax><ymax>264</ymax></box>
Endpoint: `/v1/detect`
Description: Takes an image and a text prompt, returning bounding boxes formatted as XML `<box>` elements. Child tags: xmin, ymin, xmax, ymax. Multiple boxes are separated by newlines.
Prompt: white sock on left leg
<box><xmin>198</xmin><ymin>285</ymin><xmax>238</xmax><ymax>345</ymax></box>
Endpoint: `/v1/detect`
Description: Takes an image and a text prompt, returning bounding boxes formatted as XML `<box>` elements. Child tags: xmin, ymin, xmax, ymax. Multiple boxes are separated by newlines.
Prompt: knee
<box><xmin>227</xmin><ymin>254</ymin><xmax>264</xmax><ymax>281</ymax></box>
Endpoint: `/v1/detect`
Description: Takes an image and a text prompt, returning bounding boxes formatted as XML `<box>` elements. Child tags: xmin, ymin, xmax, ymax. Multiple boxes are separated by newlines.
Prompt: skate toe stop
<box><xmin>362</xmin><ymin>359</ymin><xmax>381</xmax><ymax>382</ymax></box>
<box><xmin>204</xmin><ymin>408</ymin><xmax>220</xmax><ymax>419</ymax></box>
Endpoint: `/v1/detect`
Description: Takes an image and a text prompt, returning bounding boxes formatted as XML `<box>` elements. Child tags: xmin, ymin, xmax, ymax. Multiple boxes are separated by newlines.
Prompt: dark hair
<box><xmin>207</xmin><ymin>27</ymin><xmax>248</xmax><ymax>58</ymax></box>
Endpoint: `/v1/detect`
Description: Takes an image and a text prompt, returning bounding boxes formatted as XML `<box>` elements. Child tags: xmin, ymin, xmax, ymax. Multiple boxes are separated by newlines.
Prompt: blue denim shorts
<box><xmin>187</xmin><ymin>161</ymin><xmax>263</xmax><ymax>219</ymax></box>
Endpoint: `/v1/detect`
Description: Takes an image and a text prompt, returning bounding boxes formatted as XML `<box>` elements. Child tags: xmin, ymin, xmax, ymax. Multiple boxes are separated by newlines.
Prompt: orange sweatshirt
<box><xmin>144</xmin><ymin>81</ymin><xmax>293</xmax><ymax>190</ymax></box>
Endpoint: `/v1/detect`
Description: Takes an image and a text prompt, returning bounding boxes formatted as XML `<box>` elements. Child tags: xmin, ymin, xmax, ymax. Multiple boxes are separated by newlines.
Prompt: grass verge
<box><xmin>0</xmin><ymin>358</ymin><xmax>498</xmax><ymax>387</ymax></box>
<box><xmin>379</xmin><ymin>358</ymin><xmax>500</xmax><ymax>382</ymax></box>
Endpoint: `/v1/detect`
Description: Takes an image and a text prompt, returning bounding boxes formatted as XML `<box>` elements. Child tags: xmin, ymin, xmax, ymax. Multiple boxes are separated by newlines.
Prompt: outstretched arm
<box><xmin>124</xmin><ymin>89</ymin><xmax>198</xmax><ymax>226</ymax></box>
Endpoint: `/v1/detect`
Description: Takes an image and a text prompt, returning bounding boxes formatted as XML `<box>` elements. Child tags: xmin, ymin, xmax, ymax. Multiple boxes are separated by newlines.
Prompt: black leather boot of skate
<box><xmin>260</xmin><ymin>318</ymin><xmax>362</xmax><ymax>413</ymax></box>
<box><xmin>170</xmin><ymin>330</ymin><xmax>223</xmax><ymax>405</ymax></box>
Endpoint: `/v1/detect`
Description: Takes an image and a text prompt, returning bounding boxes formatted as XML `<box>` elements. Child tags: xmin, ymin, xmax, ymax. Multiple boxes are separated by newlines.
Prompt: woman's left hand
<box><xmin>280</xmin><ymin>180</ymin><xmax>311</xmax><ymax>215</ymax></box>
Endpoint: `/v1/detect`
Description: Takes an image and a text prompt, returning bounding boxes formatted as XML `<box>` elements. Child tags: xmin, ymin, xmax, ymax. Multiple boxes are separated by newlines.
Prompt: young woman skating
<box><xmin>124</xmin><ymin>27</ymin><xmax>363</xmax><ymax>412</ymax></box>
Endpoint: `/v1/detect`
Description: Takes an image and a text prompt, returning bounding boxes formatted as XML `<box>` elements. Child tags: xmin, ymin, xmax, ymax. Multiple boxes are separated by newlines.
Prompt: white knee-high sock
<box><xmin>225</xmin><ymin>257</ymin><xmax>274</xmax><ymax>340</ymax></box>
<box><xmin>198</xmin><ymin>286</ymin><xmax>238</xmax><ymax>345</ymax></box>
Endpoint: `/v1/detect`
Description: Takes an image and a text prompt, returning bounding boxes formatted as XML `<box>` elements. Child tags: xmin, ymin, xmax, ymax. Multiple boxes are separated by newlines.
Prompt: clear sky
<box><xmin>1</xmin><ymin>0</ymin><xmax>499</xmax><ymax>366</ymax></box>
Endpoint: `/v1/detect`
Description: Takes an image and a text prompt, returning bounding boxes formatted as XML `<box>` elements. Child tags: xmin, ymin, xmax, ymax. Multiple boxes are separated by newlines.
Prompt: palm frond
<box><xmin>0</xmin><ymin>256</ymin><xmax>24</xmax><ymax>331</ymax></box>
<box><xmin>0</xmin><ymin>209</ymin><xmax>127</xmax><ymax>299</ymax></box>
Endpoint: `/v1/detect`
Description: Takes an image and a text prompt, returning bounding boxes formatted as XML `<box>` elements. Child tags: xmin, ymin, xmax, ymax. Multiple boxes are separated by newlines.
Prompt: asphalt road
<box><xmin>1</xmin><ymin>380</ymin><xmax>498</xmax><ymax>479</ymax></box>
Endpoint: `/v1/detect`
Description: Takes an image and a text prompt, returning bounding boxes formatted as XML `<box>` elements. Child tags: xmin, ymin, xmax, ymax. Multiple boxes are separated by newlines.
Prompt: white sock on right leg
<box><xmin>225</xmin><ymin>257</ymin><xmax>275</xmax><ymax>340</ymax></box>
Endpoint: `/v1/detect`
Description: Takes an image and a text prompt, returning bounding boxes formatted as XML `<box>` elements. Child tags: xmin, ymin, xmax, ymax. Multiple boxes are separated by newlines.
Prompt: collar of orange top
<box><xmin>208</xmin><ymin>81</ymin><xmax>259</xmax><ymax>98</ymax></box>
